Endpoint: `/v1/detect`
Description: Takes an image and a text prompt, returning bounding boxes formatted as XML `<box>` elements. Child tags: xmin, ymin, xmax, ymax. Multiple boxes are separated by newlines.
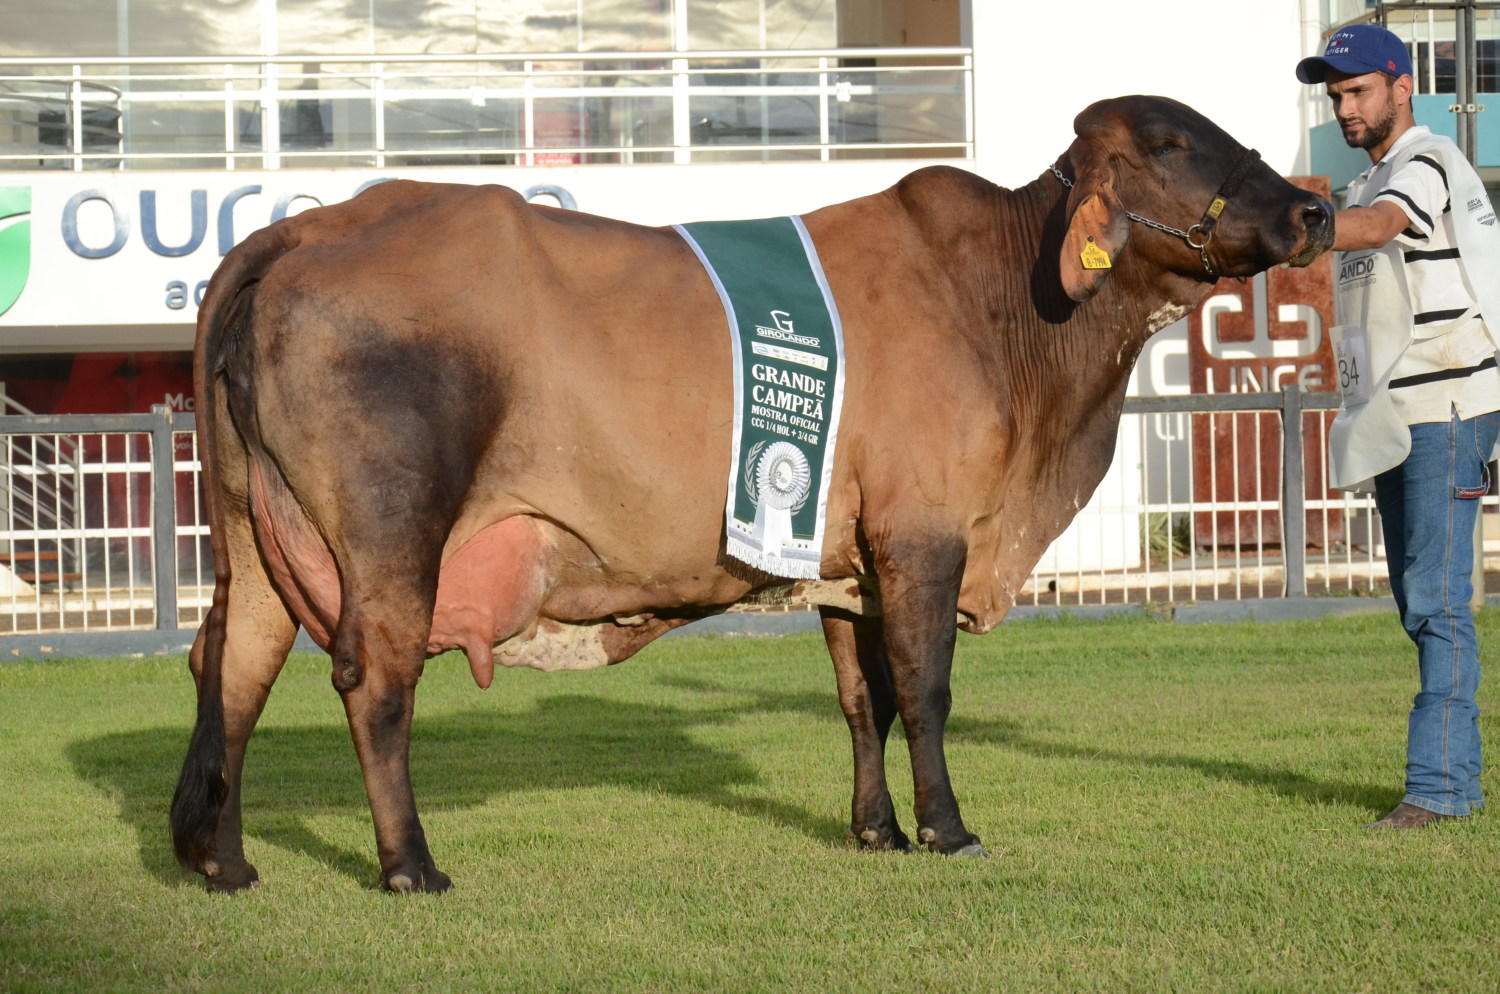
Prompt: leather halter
<box><xmin>1051</xmin><ymin>147</ymin><xmax>1262</xmax><ymax>279</ymax></box>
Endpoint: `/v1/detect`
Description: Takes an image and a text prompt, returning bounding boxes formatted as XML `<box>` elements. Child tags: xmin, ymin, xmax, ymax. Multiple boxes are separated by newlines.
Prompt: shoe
<box><xmin>1363</xmin><ymin>802</ymin><xmax>1459</xmax><ymax>829</ymax></box>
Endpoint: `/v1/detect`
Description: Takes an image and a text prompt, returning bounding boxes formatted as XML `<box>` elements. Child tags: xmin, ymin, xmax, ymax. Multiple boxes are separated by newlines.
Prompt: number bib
<box><xmin>1330</xmin><ymin>325</ymin><xmax>1372</xmax><ymax>407</ymax></box>
<box><xmin>1330</xmin><ymin>248</ymin><xmax>1400</xmax><ymax>410</ymax></box>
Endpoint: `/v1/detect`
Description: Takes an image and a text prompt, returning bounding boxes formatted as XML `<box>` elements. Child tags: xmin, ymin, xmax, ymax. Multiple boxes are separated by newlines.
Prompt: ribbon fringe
<box><xmin>724</xmin><ymin>536</ymin><xmax>822</xmax><ymax>580</ymax></box>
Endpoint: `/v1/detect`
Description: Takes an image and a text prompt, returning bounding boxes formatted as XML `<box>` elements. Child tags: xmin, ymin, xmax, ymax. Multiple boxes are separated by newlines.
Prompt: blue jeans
<box><xmin>1374</xmin><ymin>408</ymin><xmax>1500</xmax><ymax>816</ymax></box>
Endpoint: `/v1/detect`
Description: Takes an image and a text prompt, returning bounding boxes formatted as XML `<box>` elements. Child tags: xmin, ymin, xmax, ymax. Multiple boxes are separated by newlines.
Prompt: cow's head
<box><xmin>1057</xmin><ymin>95</ymin><xmax>1333</xmax><ymax>302</ymax></box>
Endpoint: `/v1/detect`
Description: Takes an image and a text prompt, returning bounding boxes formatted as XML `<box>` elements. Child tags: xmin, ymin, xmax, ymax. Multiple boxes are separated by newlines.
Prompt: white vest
<box><xmin>1328</xmin><ymin>130</ymin><xmax>1500</xmax><ymax>492</ymax></box>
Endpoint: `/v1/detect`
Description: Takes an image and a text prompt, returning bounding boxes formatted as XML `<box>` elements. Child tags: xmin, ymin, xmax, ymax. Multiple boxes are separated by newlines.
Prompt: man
<box><xmin>1298</xmin><ymin>24</ymin><xmax>1500</xmax><ymax>828</ymax></box>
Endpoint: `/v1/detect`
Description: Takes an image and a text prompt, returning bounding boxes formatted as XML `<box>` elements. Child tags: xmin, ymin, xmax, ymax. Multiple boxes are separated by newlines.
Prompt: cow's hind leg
<box><xmin>820</xmin><ymin>608</ymin><xmax>912</xmax><ymax>851</ymax></box>
<box><xmin>172</xmin><ymin>505</ymin><xmax>298</xmax><ymax>892</ymax></box>
<box><xmin>330</xmin><ymin>566</ymin><xmax>451</xmax><ymax>894</ymax></box>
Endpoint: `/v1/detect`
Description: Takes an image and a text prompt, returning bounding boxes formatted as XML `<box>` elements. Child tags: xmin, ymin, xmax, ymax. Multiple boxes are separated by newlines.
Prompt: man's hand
<box><xmin>1333</xmin><ymin>199</ymin><xmax>1412</xmax><ymax>250</ymax></box>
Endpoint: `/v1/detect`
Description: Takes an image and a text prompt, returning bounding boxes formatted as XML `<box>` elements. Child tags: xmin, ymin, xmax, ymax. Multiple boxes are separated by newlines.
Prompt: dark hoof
<box><xmin>383</xmin><ymin>866</ymin><xmax>452</xmax><ymax>894</ymax></box>
<box><xmin>201</xmin><ymin>858</ymin><xmax>260</xmax><ymax>894</ymax></box>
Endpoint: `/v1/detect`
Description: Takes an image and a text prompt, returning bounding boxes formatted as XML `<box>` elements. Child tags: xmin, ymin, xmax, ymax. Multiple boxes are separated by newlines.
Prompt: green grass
<box><xmin>3</xmin><ymin>612</ymin><xmax>1499</xmax><ymax>993</ymax></box>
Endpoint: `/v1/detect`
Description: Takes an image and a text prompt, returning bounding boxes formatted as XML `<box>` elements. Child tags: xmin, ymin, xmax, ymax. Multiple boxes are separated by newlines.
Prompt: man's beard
<box><xmin>1342</xmin><ymin>94</ymin><xmax>1398</xmax><ymax>150</ymax></box>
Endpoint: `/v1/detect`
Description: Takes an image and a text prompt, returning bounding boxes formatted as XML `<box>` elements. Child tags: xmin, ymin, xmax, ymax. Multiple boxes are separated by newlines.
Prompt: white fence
<box><xmin>2</xmin><ymin>409</ymin><xmax>201</xmax><ymax>637</ymax></box>
<box><xmin>1026</xmin><ymin>391</ymin><xmax>1397</xmax><ymax>607</ymax></box>
<box><xmin>4</xmin><ymin>394</ymin><xmax>1492</xmax><ymax>648</ymax></box>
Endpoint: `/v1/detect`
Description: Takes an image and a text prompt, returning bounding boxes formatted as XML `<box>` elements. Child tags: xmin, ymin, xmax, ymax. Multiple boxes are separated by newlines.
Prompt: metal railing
<box><xmin>1</xmin><ymin>408</ymin><xmax>189</xmax><ymax>638</ymax></box>
<box><xmin>0</xmin><ymin>48</ymin><xmax>973</xmax><ymax>171</ymax></box>
<box><xmin>1025</xmin><ymin>389</ymin><xmax>1400</xmax><ymax>606</ymax></box>
<box><xmin>7</xmin><ymin>388</ymin><xmax>1469</xmax><ymax>655</ymax></box>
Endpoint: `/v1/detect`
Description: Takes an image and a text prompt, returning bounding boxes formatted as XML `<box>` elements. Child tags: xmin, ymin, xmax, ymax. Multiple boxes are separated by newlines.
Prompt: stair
<box><xmin>1</xmin><ymin>548</ymin><xmax>82</xmax><ymax>584</ymax></box>
<box><xmin>4</xmin><ymin>387</ymin><xmax>85</xmax><ymax>589</ymax></box>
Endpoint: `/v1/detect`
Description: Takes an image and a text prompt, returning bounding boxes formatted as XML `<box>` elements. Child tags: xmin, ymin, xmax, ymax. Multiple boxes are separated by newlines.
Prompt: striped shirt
<box><xmin>1348</xmin><ymin>126</ymin><xmax>1500</xmax><ymax>424</ymax></box>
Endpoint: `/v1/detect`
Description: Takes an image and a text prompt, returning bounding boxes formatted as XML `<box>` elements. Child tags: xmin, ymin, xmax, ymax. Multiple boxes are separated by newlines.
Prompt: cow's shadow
<box><xmin>68</xmin><ymin>670</ymin><xmax>1393</xmax><ymax>892</ymax></box>
<box><xmin>66</xmin><ymin>685</ymin><xmax>847</xmax><ymax>890</ymax></box>
<box><xmin>660</xmin><ymin>675</ymin><xmax>1395</xmax><ymax>814</ymax></box>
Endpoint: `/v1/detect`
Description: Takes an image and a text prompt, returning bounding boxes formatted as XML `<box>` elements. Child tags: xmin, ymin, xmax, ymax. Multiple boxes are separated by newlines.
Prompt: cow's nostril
<box><xmin>1301</xmin><ymin>201</ymin><xmax>1332</xmax><ymax>231</ymax></box>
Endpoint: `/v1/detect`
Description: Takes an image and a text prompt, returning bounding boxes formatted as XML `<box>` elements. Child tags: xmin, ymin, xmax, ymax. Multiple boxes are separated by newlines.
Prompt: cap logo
<box><xmin>1304</xmin><ymin>25</ymin><xmax>1411</xmax><ymax>81</ymax></box>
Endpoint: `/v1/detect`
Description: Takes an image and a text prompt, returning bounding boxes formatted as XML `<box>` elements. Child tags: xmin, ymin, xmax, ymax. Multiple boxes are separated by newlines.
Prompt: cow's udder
<box><xmin>428</xmin><ymin>517</ymin><xmax>553</xmax><ymax>688</ymax></box>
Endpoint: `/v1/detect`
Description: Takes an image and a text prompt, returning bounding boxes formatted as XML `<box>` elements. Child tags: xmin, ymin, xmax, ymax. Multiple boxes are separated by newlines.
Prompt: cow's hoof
<box><xmin>918</xmin><ymin>827</ymin><xmax>989</xmax><ymax>857</ymax></box>
<box><xmin>201</xmin><ymin>858</ymin><xmax>261</xmax><ymax>894</ymax></box>
<box><xmin>383</xmin><ymin>866</ymin><xmax>452</xmax><ymax>894</ymax></box>
<box><xmin>855</xmin><ymin>826</ymin><xmax>914</xmax><ymax>852</ymax></box>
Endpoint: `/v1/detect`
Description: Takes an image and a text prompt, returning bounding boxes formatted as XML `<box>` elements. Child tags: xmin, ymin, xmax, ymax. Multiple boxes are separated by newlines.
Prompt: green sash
<box><xmin>675</xmin><ymin>216</ymin><xmax>845</xmax><ymax>579</ymax></box>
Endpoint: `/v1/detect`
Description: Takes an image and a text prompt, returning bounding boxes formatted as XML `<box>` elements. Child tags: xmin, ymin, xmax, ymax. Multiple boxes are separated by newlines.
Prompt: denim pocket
<box><xmin>1453</xmin><ymin>425</ymin><xmax>1493</xmax><ymax>499</ymax></box>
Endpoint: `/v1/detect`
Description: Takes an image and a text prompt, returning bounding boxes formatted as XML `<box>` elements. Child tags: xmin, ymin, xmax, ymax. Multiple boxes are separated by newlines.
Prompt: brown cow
<box><xmin>171</xmin><ymin>95</ymin><xmax>1332</xmax><ymax>893</ymax></box>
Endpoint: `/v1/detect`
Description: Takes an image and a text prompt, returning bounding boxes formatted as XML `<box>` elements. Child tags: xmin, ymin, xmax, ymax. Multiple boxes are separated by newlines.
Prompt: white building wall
<box><xmin>973</xmin><ymin>1</ymin><xmax>1325</xmax><ymax>187</ymax></box>
<box><xmin>4</xmin><ymin>0</ymin><xmax>1345</xmax><ymax>353</ymax></box>
<box><xmin>3</xmin><ymin>0</ymin><xmax>1346</xmax><ymax>581</ymax></box>
<box><xmin>969</xmin><ymin>0</ymin><xmax>1334</xmax><ymax>574</ymax></box>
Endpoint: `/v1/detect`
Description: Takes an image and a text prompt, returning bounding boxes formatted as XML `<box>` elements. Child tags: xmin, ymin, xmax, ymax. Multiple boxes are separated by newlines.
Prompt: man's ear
<box><xmin>1058</xmin><ymin>146</ymin><xmax>1131</xmax><ymax>303</ymax></box>
<box><xmin>1393</xmin><ymin>73</ymin><xmax>1414</xmax><ymax>109</ymax></box>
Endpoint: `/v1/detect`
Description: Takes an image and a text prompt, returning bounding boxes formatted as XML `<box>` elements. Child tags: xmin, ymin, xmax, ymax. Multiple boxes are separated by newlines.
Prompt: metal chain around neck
<box><xmin>1049</xmin><ymin>163</ymin><xmax>1195</xmax><ymax>241</ymax></box>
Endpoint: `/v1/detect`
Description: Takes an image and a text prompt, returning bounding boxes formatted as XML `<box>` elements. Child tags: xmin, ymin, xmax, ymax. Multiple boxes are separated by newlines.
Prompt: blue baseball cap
<box><xmin>1296</xmin><ymin>24</ymin><xmax>1414</xmax><ymax>83</ymax></box>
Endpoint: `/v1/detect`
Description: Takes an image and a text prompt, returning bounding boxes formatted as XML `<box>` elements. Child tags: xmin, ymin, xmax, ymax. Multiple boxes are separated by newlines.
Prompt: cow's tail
<box><xmin>170</xmin><ymin>225</ymin><xmax>288</xmax><ymax>872</ymax></box>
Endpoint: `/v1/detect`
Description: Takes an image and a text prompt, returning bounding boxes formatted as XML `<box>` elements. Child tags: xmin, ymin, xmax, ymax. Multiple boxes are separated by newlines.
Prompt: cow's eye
<box><xmin>1151</xmin><ymin>139</ymin><xmax>1181</xmax><ymax>159</ymax></box>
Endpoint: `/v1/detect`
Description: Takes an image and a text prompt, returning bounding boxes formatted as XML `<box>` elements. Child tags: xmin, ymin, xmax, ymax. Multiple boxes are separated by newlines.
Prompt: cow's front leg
<box><xmin>820</xmin><ymin>608</ymin><xmax>912</xmax><ymax>851</ymax></box>
<box><xmin>876</xmin><ymin>536</ymin><xmax>987</xmax><ymax>857</ymax></box>
<box><xmin>333</xmin><ymin>603</ymin><xmax>451</xmax><ymax>894</ymax></box>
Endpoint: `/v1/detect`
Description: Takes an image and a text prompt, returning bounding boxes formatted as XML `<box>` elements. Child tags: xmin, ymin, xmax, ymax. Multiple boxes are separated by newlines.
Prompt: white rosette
<box><xmin>750</xmin><ymin>441</ymin><xmax>811</xmax><ymax>561</ymax></box>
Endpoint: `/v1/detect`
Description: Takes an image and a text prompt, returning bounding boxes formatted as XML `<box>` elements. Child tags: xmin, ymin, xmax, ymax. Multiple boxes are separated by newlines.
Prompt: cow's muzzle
<box><xmin>1283</xmin><ymin>198</ymin><xmax>1335</xmax><ymax>268</ymax></box>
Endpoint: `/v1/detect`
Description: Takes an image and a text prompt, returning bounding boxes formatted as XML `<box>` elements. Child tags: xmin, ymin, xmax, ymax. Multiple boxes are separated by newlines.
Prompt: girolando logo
<box><xmin>0</xmin><ymin>186</ymin><xmax>31</xmax><ymax>317</ymax></box>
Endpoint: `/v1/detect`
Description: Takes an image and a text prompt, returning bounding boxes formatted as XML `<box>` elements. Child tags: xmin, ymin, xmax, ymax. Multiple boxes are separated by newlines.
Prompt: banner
<box><xmin>675</xmin><ymin>216</ymin><xmax>845</xmax><ymax>579</ymax></box>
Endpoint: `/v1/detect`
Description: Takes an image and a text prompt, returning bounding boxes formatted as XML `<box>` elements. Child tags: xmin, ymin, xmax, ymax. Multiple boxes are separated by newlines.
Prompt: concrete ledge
<box><xmin>3</xmin><ymin>630</ymin><xmax>198</xmax><ymax>661</ymax></box>
<box><xmin>1170</xmin><ymin>597</ymin><xmax>1396</xmax><ymax>624</ymax></box>
<box><xmin>1004</xmin><ymin>603</ymin><xmax>1155</xmax><ymax>623</ymax></box>
<box><xmin>667</xmin><ymin>611</ymin><xmax>823</xmax><ymax>638</ymax></box>
<box><xmin>6</xmin><ymin>595</ymin><xmax>1497</xmax><ymax>661</ymax></box>
<box><xmin>1006</xmin><ymin>597</ymin><xmax>1405</xmax><ymax>625</ymax></box>
<box><xmin>1</xmin><ymin>628</ymin><xmax>322</xmax><ymax>662</ymax></box>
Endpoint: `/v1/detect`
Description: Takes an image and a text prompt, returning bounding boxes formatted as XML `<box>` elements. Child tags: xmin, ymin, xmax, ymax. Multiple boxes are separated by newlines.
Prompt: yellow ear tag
<box><xmin>1080</xmin><ymin>236</ymin><xmax>1112</xmax><ymax>270</ymax></box>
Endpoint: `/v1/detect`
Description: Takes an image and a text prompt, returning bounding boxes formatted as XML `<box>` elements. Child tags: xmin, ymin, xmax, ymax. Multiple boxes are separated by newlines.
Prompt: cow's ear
<box><xmin>1059</xmin><ymin>172</ymin><xmax>1131</xmax><ymax>303</ymax></box>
